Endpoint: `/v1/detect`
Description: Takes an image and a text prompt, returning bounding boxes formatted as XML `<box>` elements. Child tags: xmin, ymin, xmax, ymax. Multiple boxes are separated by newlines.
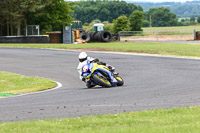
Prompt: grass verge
<box><xmin>0</xmin><ymin>72</ymin><xmax>57</xmax><ymax>97</ymax></box>
<box><xmin>0</xmin><ymin>42</ymin><xmax>200</xmax><ymax>58</ymax></box>
<box><xmin>1</xmin><ymin>106</ymin><xmax>200</xmax><ymax>132</ymax></box>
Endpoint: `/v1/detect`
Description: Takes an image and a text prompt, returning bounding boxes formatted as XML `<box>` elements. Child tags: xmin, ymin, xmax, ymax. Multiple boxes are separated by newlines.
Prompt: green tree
<box><xmin>133</xmin><ymin>1</ymin><xmax>200</xmax><ymax>18</ymax></box>
<box><xmin>15</xmin><ymin>0</ymin><xmax>49</xmax><ymax>35</ymax></box>
<box><xmin>27</xmin><ymin>0</ymin><xmax>73</xmax><ymax>34</ymax></box>
<box><xmin>0</xmin><ymin>0</ymin><xmax>10</xmax><ymax>36</ymax></box>
<box><xmin>41</xmin><ymin>0</ymin><xmax>73</xmax><ymax>30</ymax></box>
<box><xmin>190</xmin><ymin>16</ymin><xmax>195</xmax><ymax>22</ymax></box>
<box><xmin>181</xmin><ymin>19</ymin><xmax>185</xmax><ymax>22</ymax></box>
<box><xmin>145</xmin><ymin>7</ymin><xmax>179</xmax><ymax>27</ymax></box>
<box><xmin>0</xmin><ymin>0</ymin><xmax>72</xmax><ymax>36</ymax></box>
<box><xmin>113</xmin><ymin>15</ymin><xmax>129</xmax><ymax>33</ymax></box>
<box><xmin>0</xmin><ymin>0</ymin><xmax>50</xmax><ymax>36</ymax></box>
<box><xmin>142</xmin><ymin>20</ymin><xmax>150</xmax><ymax>27</ymax></box>
<box><xmin>72</xmin><ymin>1</ymin><xmax>140</xmax><ymax>24</ymax></box>
<box><xmin>137</xmin><ymin>5</ymin><xmax>143</xmax><ymax>12</ymax></box>
<box><xmin>104</xmin><ymin>23</ymin><xmax>114</xmax><ymax>33</ymax></box>
<box><xmin>197</xmin><ymin>16</ymin><xmax>200</xmax><ymax>23</ymax></box>
<box><xmin>129</xmin><ymin>10</ymin><xmax>144</xmax><ymax>31</ymax></box>
<box><xmin>89</xmin><ymin>19</ymin><xmax>101</xmax><ymax>26</ymax></box>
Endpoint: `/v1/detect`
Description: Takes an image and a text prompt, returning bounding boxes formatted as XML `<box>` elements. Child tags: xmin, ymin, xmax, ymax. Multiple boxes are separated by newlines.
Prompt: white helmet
<box><xmin>79</xmin><ymin>52</ymin><xmax>88</xmax><ymax>62</ymax></box>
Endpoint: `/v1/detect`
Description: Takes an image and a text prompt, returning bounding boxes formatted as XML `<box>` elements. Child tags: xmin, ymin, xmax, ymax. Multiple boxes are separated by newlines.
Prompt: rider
<box><xmin>77</xmin><ymin>52</ymin><xmax>115</xmax><ymax>88</ymax></box>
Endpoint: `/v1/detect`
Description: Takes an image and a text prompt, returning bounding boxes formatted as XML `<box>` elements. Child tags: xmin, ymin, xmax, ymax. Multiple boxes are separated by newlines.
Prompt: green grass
<box><xmin>1</xmin><ymin>42</ymin><xmax>200</xmax><ymax>58</ymax></box>
<box><xmin>0</xmin><ymin>72</ymin><xmax>57</xmax><ymax>96</ymax></box>
<box><xmin>1</xmin><ymin>106</ymin><xmax>200</xmax><ymax>133</ymax></box>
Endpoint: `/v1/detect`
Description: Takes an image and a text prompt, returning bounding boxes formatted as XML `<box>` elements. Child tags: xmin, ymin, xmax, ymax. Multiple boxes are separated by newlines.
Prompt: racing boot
<box><xmin>86</xmin><ymin>81</ymin><xmax>96</xmax><ymax>88</ymax></box>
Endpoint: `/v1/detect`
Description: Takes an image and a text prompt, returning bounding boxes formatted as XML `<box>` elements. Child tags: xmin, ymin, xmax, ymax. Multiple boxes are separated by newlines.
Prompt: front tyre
<box><xmin>115</xmin><ymin>76</ymin><xmax>124</xmax><ymax>86</ymax></box>
<box><xmin>92</xmin><ymin>74</ymin><xmax>111</xmax><ymax>87</ymax></box>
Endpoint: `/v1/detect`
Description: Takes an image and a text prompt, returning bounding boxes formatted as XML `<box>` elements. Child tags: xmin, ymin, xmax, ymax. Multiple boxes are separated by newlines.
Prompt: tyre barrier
<box><xmin>80</xmin><ymin>32</ymin><xmax>90</xmax><ymax>42</ymax></box>
<box><xmin>88</xmin><ymin>31</ymin><xmax>95</xmax><ymax>42</ymax></box>
<box><xmin>80</xmin><ymin>31</ymin><xmax>113</xmax><ymax>43</ymax></box>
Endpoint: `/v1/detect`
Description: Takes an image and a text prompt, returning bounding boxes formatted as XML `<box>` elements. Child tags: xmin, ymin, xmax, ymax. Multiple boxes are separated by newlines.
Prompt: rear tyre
<box><xmin>115</xmin><ymin>76</ymin><xmax>124</xmax><ymax>86</ymax></box>
<box><xmin>92</xmin><ymin>74</ymin><xmax>111</xmax><ymax>87</ymax></box>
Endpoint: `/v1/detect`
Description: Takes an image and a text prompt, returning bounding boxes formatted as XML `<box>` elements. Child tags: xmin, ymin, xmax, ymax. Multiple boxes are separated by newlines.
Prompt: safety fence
<box><xmin>119</xmin><ymin>30</ymin><xmax>195</xmax><ymax>41</ymax></box>
<box><xmin>26</xmin><ymin>25</ymin><xmax>40</xmax><ymax>36</ymax></box>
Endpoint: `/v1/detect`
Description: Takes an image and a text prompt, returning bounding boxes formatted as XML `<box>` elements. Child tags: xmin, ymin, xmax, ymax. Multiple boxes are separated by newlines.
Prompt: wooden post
<box><xmin>156</xmin><ymin>31</ymin><xmax>158</xmax><ymax>41</ymax></box>
<box><xmin>118</xmin><ymin>32</ymin><xmax>120</xmax><ymax>41</ymax></box>
<box><xmin>194</xmin><ymin>29</ymin><xmax>196</xmax><ymax>40</ymax></box>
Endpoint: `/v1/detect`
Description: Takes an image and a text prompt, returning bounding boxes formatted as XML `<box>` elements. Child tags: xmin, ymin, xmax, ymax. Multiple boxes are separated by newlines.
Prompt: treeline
<box><xmin>72</xmin><ymin>1</ymin><xmax>184</xmax><ymax>28</ymax></box>
<box><xmin>143</xmin><ymin>7</ymin><xmax>183</xmax><ymax>27</ymax></box>
<box><xmin>134</xmin><ymin>1</ymin><xmax>200</xmax><ymax>17</ymax></box>
<box><xmin>85</xmin><ymin>7</ymin><xmax>183</xmax><ymax>33</ymax></box>
<box><xmin>0</xmin><ymin>0</ymin><xmax>73</xmax><ymax>36</ymax></box>
<box><xmin>72</xmin><ymin>1</ymin><xmax>143</xmax><ymax>24</ymax></box>
<box><xmin>169</xmin><ymin>2</ymin><xmax>200</xmax><ymax>17</ymax></box>
<box><xmin>1</xmin><ymin>0</ymin><xmax>197</xmax><ymax>36</ymax></box>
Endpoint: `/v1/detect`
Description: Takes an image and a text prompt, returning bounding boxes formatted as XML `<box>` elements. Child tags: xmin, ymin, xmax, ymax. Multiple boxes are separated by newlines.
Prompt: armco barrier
<box><xmin>0</xmin><ymin>36</ymin><xmax>49</xmax><ymax>43</ymax></box>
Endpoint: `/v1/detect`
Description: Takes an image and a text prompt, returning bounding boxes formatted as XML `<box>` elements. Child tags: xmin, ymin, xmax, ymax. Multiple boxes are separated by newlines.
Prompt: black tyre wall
<box><xmin>88</xmin><ymin>31</ymin><xmax>95</xmax><ymax>42</ymax></box>
<box><xmin>80</xmin><ymin>32</ymin><xmax>91</xmax><ymax>42</ymax></box>
<box><xmin>92</xmin><ymin>31</ymin><xmax>113</xmax><ymax>42</ymax></box>
<box><xmin>81</xmin><ymin>31</ymin><xmax>113</xmax><ymax>43</ymax></box>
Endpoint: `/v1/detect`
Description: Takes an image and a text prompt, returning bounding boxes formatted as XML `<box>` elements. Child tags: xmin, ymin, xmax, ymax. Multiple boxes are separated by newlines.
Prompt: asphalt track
<box><xmin>0</xmin><ymin>47</ymin><xmax>200</xmax><ymax>122</ymax></box>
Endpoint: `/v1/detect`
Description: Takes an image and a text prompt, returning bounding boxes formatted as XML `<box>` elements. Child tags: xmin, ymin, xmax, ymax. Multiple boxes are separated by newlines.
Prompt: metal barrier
<box><xmin>0</xmin><ymin>36</ymin><xmax>49</xmax><ymax>43</ymax></box>
<box><xmin>26</xmin><ymin>25</ymin><xmax>40</xmax><ymax>36</ymax></box>
<box><xmin>119</xmin><ymin>30</ymin><xmax>194</xmax><ymax>41</ymax></box>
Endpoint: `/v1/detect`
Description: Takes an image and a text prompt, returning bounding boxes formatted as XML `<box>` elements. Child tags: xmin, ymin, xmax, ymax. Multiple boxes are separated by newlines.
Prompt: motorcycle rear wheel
<box><xmin>92</xmin><ymin>74</ymin><xmax>111</xmax><ymax>87</ymax></box>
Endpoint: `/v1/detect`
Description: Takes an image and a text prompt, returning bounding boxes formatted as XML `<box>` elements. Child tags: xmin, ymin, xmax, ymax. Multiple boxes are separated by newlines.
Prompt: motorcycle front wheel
<box><xmin>92</xmin><ymin>74</ymin><xmax>111</xmax><ymax>87</ymax></box>
<box><xmin>115</xmin><ymin>76</ymin><xmax>124</xmax><ymax>86</ymax></box>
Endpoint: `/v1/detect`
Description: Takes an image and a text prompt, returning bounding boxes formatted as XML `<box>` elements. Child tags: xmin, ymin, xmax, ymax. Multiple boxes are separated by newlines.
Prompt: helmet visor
<box><xmin>79</xmin><ymin>57</ymin><xmax>87</xmax><ymax>62</ymax></box>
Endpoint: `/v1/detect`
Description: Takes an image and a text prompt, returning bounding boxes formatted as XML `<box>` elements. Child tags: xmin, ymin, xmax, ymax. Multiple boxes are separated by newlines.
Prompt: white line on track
<box><xmin>0</xmin><ymin>81</ymin><xmax>62</xmax><ymax>99</ymax></box>
<box><xmin>89</xmin><ymin>51</ymin><xmax>200</xmax><ymax>60</ymax></box>
<box><xmin>48</xmin><ymin>48</ymin><xmax>200</xmax><ymax>61</ymax></box>
<box><xmin>3</xmin><ymin>47</ymin><xmax>200</xmax><ymax>61</ymax></box>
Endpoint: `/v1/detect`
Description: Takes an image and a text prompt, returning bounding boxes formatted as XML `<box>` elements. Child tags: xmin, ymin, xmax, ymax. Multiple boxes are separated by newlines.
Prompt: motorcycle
<box><xmin>82</xmin><ymin>63</ymin><xmax>124</xmax><ymax>88</ymax></box>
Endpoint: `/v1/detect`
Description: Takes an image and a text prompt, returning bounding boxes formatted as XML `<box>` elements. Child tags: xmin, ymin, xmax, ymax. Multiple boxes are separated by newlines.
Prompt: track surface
<box><xmin>0</xmin><ymin>47</ymin><xmax>200</xmax><ymax>122</ymax></box>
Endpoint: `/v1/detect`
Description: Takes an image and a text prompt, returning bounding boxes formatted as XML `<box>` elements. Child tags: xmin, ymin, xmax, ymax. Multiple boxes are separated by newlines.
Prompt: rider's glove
<box><xmin>108</xmin><ymin>66</ymin><xmax>112</xmax><ymax>70</ymax></box>
<box><xmin>90</xmin><ymin>58</ymin><xmax>99</xmax><ymax>63</ymax></box>
<box><xmin>82</xmin><ymin>78</ymin><xmax>85</xmax><ymax>81</ymax></box>
<box><xmin>94</xmin><ymin>58</ymin><xmax>99</xmax><ymax>62</ymax></box>
<box><xmin>108</xmin><ymin>66</ymin><xmax>115</xmax><ymax>72</ymax></box>
<box><xmin>99</xmin><ymin>62</ymin><xmax>106</xmax><ymax>66</ymax></box>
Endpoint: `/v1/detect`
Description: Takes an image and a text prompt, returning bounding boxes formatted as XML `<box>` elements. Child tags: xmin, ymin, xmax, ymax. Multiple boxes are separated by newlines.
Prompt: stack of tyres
<box><xmin>93</xmin><ymin>31</ymin><xmax>113</xmax><ymax>42</ymax></box>
<box><xmin>80</xmin><ymin>31</ymin><xmax>113</xmax><ymax>43</ymax></box>
<box><xmin>80</xmin><ymin>32</ymin><xmax>90</xmax><ymax>42</ymax></box>
<box><xmin>88</xmin><ymin>31</ymin><xmax>95</xmax><ymax>42</ymax></box>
